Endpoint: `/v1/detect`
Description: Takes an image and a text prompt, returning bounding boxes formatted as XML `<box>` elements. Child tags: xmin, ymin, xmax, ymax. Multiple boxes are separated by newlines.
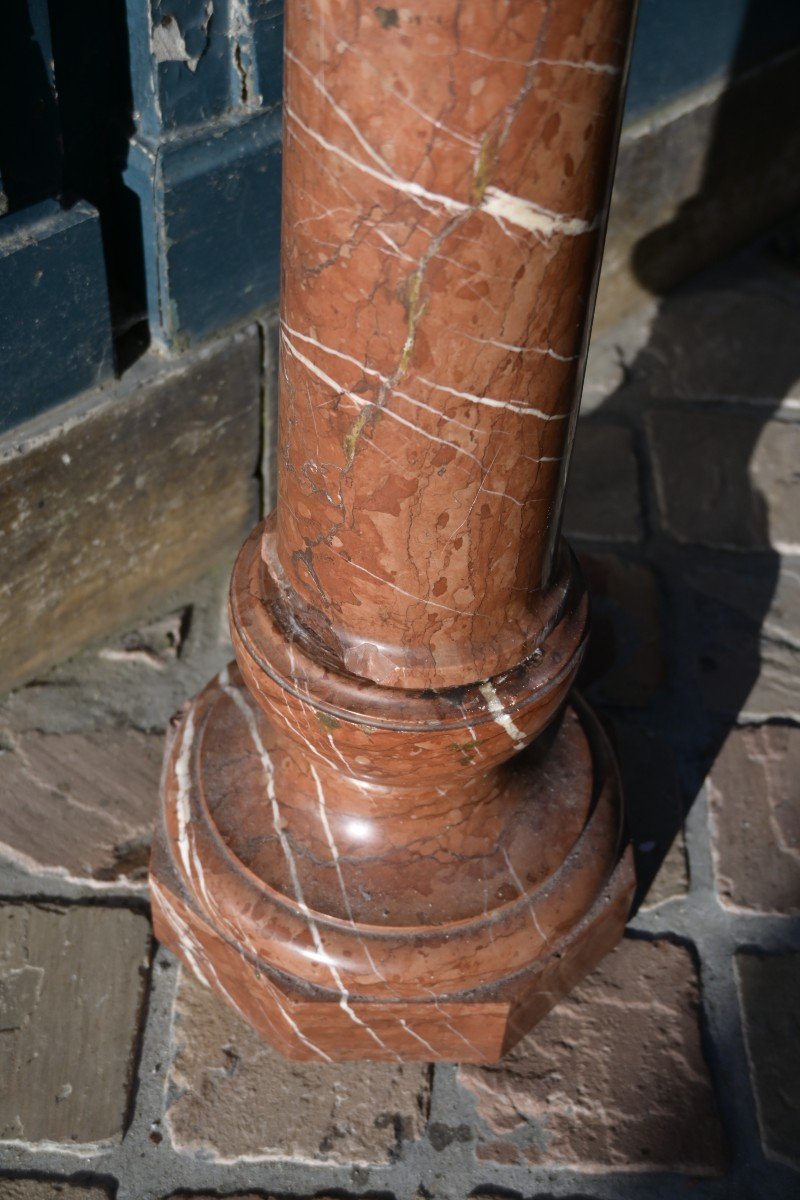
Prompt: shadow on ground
<box><xmin>576</xmin><ymin>225</ymin><xmax>798</xmax><ymax>908</ymax></box>
<box><xmin>569</xmin><ymin>4</ymin><xmax>800</xmax><ymax>913</ymax></box>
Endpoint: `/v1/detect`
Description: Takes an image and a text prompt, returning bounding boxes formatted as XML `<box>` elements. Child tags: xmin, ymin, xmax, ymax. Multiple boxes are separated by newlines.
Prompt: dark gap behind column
<box><xmin>47</xmin><ymin>0</ymin><xmax>150</xmax><ymax>370</ymax></box>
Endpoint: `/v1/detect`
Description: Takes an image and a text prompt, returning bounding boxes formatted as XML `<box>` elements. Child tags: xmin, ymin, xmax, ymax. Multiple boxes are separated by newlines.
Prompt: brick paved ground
<box><xmin>1</xmin><ymin>233</ymin><xmax>799</xmax><ymax>1199</ymax></box>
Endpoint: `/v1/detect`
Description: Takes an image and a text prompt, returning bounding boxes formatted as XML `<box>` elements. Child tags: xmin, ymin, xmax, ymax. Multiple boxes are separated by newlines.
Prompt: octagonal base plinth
<box><xmin>150</xmin><ymin>665</ymin><xmax>633</xmax><ymax>1062</ymax></box>
<box><xmin>151</xmin><ymin>844</ymin><xmax>633</xmax><ymax>1063</ymax></box>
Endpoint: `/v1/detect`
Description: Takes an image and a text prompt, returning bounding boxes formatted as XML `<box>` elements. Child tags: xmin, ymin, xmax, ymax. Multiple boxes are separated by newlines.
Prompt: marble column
<box><xmin>151</xmin><ymin>0</ymin><xmax>638</xmax><ymax>1062</ymax></box>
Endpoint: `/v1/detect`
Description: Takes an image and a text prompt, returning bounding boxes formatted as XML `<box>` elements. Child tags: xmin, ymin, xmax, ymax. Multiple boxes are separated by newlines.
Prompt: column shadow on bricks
<box><xmin>576</xmin><ymin>231</ymin><xmax>797</xmax><ymax>911</ymax></box>
<box><xmin>572</xmin><ymin>0</ymin><xmax>799</xmax><ymax>914</ymax></box>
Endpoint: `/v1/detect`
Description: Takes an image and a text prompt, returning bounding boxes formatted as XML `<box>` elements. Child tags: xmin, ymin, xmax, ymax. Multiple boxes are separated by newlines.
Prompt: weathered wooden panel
<box><xmin>0</xmin><ymin>327</ymin><xmax>261</xmax><ymax>695</ymax></box>
<box><xmin>0</xmin><ymin>201</ymin><xmax>114</xmax><ymax>432</ymax></box>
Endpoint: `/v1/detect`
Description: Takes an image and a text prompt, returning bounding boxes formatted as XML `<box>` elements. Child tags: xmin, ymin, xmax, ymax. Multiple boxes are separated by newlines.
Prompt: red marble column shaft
<box><xmin>150</xmin><ymin>0</ymin><xmax>639</xmax><ymax>1064</ymax></box>
<box><xmin>273</xmin><ymin>0</ymin><xmax>635</xmax><ymax>688</ymax></box>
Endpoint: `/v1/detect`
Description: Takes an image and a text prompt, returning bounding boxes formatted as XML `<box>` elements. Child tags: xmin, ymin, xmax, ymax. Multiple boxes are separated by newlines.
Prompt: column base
<box><xmin>150</xmin><ymin>667</ymin><xmax>634</xmax><ymax>1063</ymax></box>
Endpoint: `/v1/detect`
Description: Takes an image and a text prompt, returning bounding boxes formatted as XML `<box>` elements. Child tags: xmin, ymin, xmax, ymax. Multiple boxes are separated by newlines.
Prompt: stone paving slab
<box><xmin>687</xmin><ymin>559</ymin><xmax>800</xmax><ymax>723</ymax></box>
<box><xmin>646</xmin><ymin>412</ymin><xmax>800</xmax><ymax>552</ymax></box>
<box><xmin>165</xmin><ymin>969</ymin><xmax>431</xmax><ymax>1166</ymax></box>
<box><xmin>617</xmin><ymin>264</ymin><xmax>800</xmax><ymax>406</ymax></box>
<box><xmin>735</xmin><ymin>952</ymin><xmax>800</xmax><ymax>1168</ymax></box>
<box><xmin>0</xmin><ymin>1183</ymin><xmax>113</xmax><ymax>1199</ymax></box>
<box><xmin>563</xmin><ymin>422</ymin><xmax>643</xmax><ymax>544</ymax></box>
<box><xmin>0</xmin><ymin>574</ymin><xmax>230</xmax><ymax>900</ymax></box>
<box><xmin>0</xmin><ymin>729</ymin><xmax>161</xmax><ymax>886</ymax></box>
<box><xmin>457</xmin><ymin>938</ymin><xmax>726</xmax><ymax>1174</ymax></box>
<box><xmin>708</xmin><ymin>727</ymin><xmax>800</xmax><ymax>914</ymax></box>
<box><xmin>0</xmin><ymin>904</ymin><xmax>150</xmax><ymax>1144</ymax></box>
<box><xmin>163</xmin><ymin>1192</ymin><xmax>389</xmax><ymax>1199</ymax></box>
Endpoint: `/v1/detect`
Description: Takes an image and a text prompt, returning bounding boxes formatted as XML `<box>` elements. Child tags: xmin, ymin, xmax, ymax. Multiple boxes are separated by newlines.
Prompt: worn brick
<box><xmin>708</xmin><ymin>726</ymin><xmax>800</xmax><ymax>913</ymax></box>
<box><xmin>577</xmin><ymin>554</ymin><xmax>664</xmax><ymax>707</ymax></box>
<box><xmin>581</xmin><ymin>304</ymin><xmax>653</xmax><ymax>408</ymax></box>
<box><xmin>0</xmin><ymin>904</ymin><xmax>150</xmax><ymax>1143</ymax></box>
<box><xmin>166</xmin><ymin>968</ymin><xmax>430</xmax><ymax>1164</ymax></box>
<box><xmin>624</xmin><ymin>272</ymin><xmax>800</xmax><ymax>404</ymax></box>
<box><xmin>612</xmin><ymin>724</ymin><xmax>688</xmax><ymax>909</ymax></box>
<box><xmin>689</xmin><ymin>561</ymin><xmax>800</xmax><ymax>722</ymax></box>
<box><xmin>642</xmin><ymin>835</ymin><xmax>690</xmax><ymax>909</ymax></box>
<box><xmin>458</xmin><ymin>939</ymin><xmax>725</xmax><ymax>1173</ymax></box>
<box><xmin>0</xmin><ymin>1183</ymin><xmax>111</xmax><ymax>1200</ymax></box>
<box><xmin>563</xmin><ymin>422</ymin><xmax>642</xmax><ymax>543</ymax></box>
<box><xmin>646</xmin><ymin>411</ymin><xmax>799</xmax><ymax>551</ymax></box>
<box><xmin>0</xmin><ymin>729</ymin><xmax>160</xmax><ymax>884</ymax></box>
<box><xmin>736</xmin><ymin>953</ymin><xmax>800</xmax><ymax>1167</ymax></box>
